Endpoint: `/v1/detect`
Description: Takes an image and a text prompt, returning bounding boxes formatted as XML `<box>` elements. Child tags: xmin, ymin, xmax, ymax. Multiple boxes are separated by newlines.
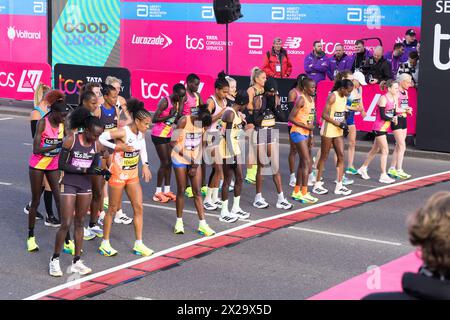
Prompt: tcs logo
<box><xmin>141</xmin><ymin>79</ymin><xmax>170</xmax><ymax>100</ymax></box>
<box><xmin>0</xmin><ymin>72</ymin><xmax>15</xmax><ymax>88</ymax></box>
<box><xmin>186</xmin><ymin>36</ymin><xmax>205</xmax><ymax>50</ymax></box>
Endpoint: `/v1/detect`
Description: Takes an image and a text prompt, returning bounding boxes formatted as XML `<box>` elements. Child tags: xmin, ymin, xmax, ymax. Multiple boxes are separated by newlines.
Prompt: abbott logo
<box><xmin>434</xmin><ymin>24</ymin><xmax>450</xmax><ymax>70</ymax></box>
<box><xmin>201</xmin><ymin>6</ymin><xmax>214</xmax><ymax>19</ymax></box>
<box><xmin>284</xmin><ymin>37</ymin><xmax>302</xmax><ymax>49</ymax></box>
<box><xmin>272</xmin><ymin>7</ymin><xmax>285</xmax><ymax>20</ymax></box>
<box><xmin>347</xmin><ymin>8</ymin><xmax>362</xmax><ymax>22</ymax></box>
<box><xmin>33</xmin><ymin>1</ymin><xmax>45</xmax><ymax>14</ymax></box>
<box><xmin>17</xmin><ymin>70</ymin><xmax>43</xmax><ymax>93</ymax></box>
<box><xmin>248</xmin><ymin>35</ymin><xmax>263</xmax><ymax>49</ymax></box>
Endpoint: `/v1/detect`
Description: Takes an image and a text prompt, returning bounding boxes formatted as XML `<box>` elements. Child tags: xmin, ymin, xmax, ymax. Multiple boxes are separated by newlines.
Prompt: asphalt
<box><xmin>0</xmin><ymin>114</ymin><xmax>449</xmax><ymax>300</ymax></box>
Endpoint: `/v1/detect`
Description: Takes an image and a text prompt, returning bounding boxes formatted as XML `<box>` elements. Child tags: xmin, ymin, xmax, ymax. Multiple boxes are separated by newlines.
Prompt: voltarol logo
<box><xmin>132</xmin><ymin>33</ymin><xmax>172</xmax><ymax>49</ymax></box>
<box><xmin>433</xmin><ymin>24</ymin><xmax>450</xmax><ymax>70</ymax></box>
<box><xmin>7</xmin><ymin>26</ymin><xmax>41</xmax><ymax>41</ymax></box>
<box><xmin>17</xmin><ymin>70</ymin><xmax>43</xmax><ymax>93</ymax></box>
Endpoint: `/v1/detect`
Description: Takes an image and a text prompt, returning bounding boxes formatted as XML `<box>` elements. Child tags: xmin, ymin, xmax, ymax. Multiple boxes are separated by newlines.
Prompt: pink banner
<box><xmin>0</xmin><ymin>61</ymin><xmax>52</xmax><ymax>101</ymax></box>
<box><xmin>315</xmin><ymin>81</ymin><xmax>418</xmax><ymax>135</ymax></box>
<box><xmin>131</xmin><ymin>69</ymin><xmax>215</xmax><ymax>112</ymax></box>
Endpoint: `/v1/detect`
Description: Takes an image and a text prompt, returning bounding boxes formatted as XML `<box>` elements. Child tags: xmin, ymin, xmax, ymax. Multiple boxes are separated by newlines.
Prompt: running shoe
<box><xmin>88</xmin><ymin>224</ymin><xmax>103</xmax><ymax>238</ymax></box>
<box><xmin>289</xmin><ymin>175</ymin><xmax>297</xmax><ymax>188</ymax></box>
<box><xmin>345</xmin><ymin>167</ymin><xmax>358</xmax><ymax>175</ymax></box>
<box><xmin>198</xmin><ymin>224</ymin><xmax>216</xmax><ymax>237</ymax></box>
<box><xmin>63</xmin><ymin>240</ymin><xmax>75</xmax><ymax>255</ymax></box>
<box><xmin>174</xmin><ymin>220</ymin><xmax>185</xmax><ymax>234</ymax></box>
<box><xmin>312</xmin><ymin>182</ymin><xmax>328</xmax><ymax>195</ymax></box>
<box><xmin>307</xmin><ymin>172</ymin><xmax>316</xmax><ymax>187</ymax></box>
<box><xmin>245</xmin><ymin>166</ymin><xmax>257</xmax><ymax>184</ymax></box>
<box><xmin>203</xmin><ymin>201</ymin><xmax>218</xmax><ymax>211</ymax></box>
<box><xmin>215</xmin><ymin>200</ymin><xmax>223</xmax><ymax>209</ymax></box>
<box><xmin>133</xmin><ymin>243</ymin><xmax>154</xmax><ymax>257</ymax></box>
<box><xmin>27</xmin><ymin>236</ymin><xmax>39</xmax><ymax>252</ymax></box>
<box><xmin>201</xmin><ymin>186</ymin><xmax>208</xmax><ymax>197</ymax></box>
<box><xmin>335</xmin><ymin>175</ymin><xmax>354</xmax><ymax>186</ymax></box>
<box><xmin>334</xmin><ymin>185</ymin><xmax>352</xmax><ymax>196</ymax></box>
<box><xmin>379</xmin><ymin>174</ymin><xmax>396</xmax><ymax>184</ymax></box>
<box><xmin>388</xmin><ymin>168</ymin><xmax>401</xmax><ymax>179</ymax></box>
<box><xmin>232</xmin><ymin>209</ymin><xmax>250</xmax><ymax>220</ymax></box>
<box><xmin>98</xmin><ymin>211</ymin><xmax>105</xmax><ymax>226</ymax></box>
<box><xmin>103</xmin><ymin>197</ymin><xmax>109</xmax><ymax>211</ymax></box>
<box><xmin>114</xmin><ymin>210</ymin><xmax>133</xmax><ymax>225</ymax></box>
<box><xmin>70</xmin><ymin>260</ymin><xmax>92</xmax><ymax>276</ymax></box>
<box><xmin>98</xmin><ymin>242</ymin><xmax>118</xmax><ymax>257</ymax></box>
<box><xmin>49</xmin><ymin>258</ymin><xmax>63</xmax><ymax>277</ymax></box>
<box><xmin>357</xmin><ymin>167</ymin><xmax>371</xmax><ymax>180</ymax></box>
<box><xmin>44</xmin><ymin>215</ymin><xmax>61</xmax><ymax>228</ymax></box>
<box><xmin>292</xmin><ymin>191</ymin><xmax>319</xmax><ymax>204</ymax></box>
<box><xmin>219</xmin><ymin>212</ymin><xmax>239</xmax><ymax>223</ymax></box>
<box><xmin>24</xmin><ymin>204</ymin><xmax>44</xmax><ymax>220</ymax></box>
<box><xmin>164</xmin><ymin>191</ymin><xmax>177</xmax><ymax>202</ymax></box>
<box><xmin>397</xmin><ymin>169</ymin><xmax>412</xmax><ymax>180</ymax></box>
<box><xmin>185</xmin><ymin>186</ymin><xmax>194</xmax><ymax>198</ymax></box>
<box><xmin>153</xmin><ymin>192</ymin><xmax>170</xmax><ymax>203</ymax></box>
<box><xmin>253</xmin><ymin>198</ymin><xmax>269</xmax><ymax>209</ymax></box>
<box><xmin>83</xmin><ymin>227</ymin><xmax>96</xmax><ymax>241</ymax></box>
<box><xmin>276</xmin><ymin>199</ymin><xmax>293</xmax><ymax>210</ymax></box>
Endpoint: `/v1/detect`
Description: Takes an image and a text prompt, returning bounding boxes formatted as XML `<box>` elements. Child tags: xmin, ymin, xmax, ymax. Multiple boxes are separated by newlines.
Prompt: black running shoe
<box><xmin>45</xmin><ymin>215</ymin><xmax>61</xmax><ymax>228</ymax></box>
<box><xmin>24</xmin><ymin>204</ymin><xmax>44</xmax><ymax>220</ymax></box>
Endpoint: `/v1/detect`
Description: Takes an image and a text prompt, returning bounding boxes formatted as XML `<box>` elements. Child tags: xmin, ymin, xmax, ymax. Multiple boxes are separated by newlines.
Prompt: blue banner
<box><xmin>121</xmin><ymin>2</ymin><xmax>421</xmax><ymax>27</ymax></box>
<box><xmin>0</xmin><ymin>0</ymin><xmax>47</xmax><ymax>16</ymax></box>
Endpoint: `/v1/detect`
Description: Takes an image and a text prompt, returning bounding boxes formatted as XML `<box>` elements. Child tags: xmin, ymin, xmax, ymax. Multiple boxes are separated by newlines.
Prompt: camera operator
<box><xmin>362</xmin><ymin>46</ymin><xmax>392</xmax><ymax>85</ymax></box>
<box><xmin>397</xmin><ymin>51</ymin><xmax>419</xmax><ymax>88</ymax></box>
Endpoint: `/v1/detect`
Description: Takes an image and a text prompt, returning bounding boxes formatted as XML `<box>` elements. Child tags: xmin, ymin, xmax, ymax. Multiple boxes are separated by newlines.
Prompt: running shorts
<box><xmin>390</xmin><ymin>117</ymin><xmax>407</xmax><ymax>131</ymax></box>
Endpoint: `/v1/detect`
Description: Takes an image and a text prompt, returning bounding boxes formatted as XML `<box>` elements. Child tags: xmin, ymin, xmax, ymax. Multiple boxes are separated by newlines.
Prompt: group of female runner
<box><xmin>26</xmin><ymin>69</ymin><xmax>413</xmax><ymax>278</ymax></box>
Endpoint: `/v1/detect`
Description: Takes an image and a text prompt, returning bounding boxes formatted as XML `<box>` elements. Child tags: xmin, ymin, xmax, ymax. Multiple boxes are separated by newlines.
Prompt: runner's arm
<box><xmin>32</xmin><ymin>119</ymin><xmax>62</xmax><ymax>154</ymax></box>
<box><xmin>321</xmin><ymin>93</ymin><xmax>340</xmax><ymax>126</ymax></box>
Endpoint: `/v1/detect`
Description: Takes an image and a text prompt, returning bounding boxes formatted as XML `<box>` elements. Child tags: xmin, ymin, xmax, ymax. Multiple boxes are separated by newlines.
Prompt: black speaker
<box><xmin>213</xmin><ymin>0</ymin><xmax>243</xmax><ymax>24</ymax></box>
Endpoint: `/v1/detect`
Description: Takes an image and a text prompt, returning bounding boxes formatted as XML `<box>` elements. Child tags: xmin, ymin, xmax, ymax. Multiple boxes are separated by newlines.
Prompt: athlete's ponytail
<box><xmin>380</xmin><ymin>79</ymin><xmax>398</xmax><ymax>92</ymax></box>
<box><xmin>215</xmin><ymin>71</ymin><xmax>230</xmax><ymax>89</ymax></box>
<box><xmin>250</xmin><ymin>67</ymin><xmax>265</xmax><ymax>87</ymax></box>
<box><xmin>291</xmin><ymin>73</ymin><xmax>308</xmax><ymax>90</ymax></box>
<box><xmin>127</xmin><ymin>98</ymin><xmax>151</xmax><ymax>120</ymax></box>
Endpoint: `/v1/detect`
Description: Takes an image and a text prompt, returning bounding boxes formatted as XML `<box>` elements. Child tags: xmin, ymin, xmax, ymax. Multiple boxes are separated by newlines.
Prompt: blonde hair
<box><xmin>34</xmin><ymin>83</ymin><xmax>50</xmax><ymax>106</ymax></box>
<box><xmin>250</xmin><ymin>67</ymin><xmax>265</xmax><ymax>87</ymax></box>
<box><xmin>398</xmin><ymin>73</ymin><xmax>412</xmax><ymax>83</ymax></box>
<box><xmin>408</xmin><ymin>191</ymin><xmax>450</xmax><ymax>276</ymax></box>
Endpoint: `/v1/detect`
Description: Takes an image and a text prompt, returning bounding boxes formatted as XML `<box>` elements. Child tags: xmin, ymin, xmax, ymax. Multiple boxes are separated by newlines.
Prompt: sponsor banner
<box><xmin>315</xmin><ymin>81</ymin><xmax>418</xmax><ymax>135</ymax></box>
<box><xmin>54</xmin><ymin>64</ymin><xmax>131</xmax><ymax>105</ymax></box>
<box><xmin>0</xmin><ymin>60</ymin><xmax>51</xmax><ymax>100</ymax></box>
<box><xmin>416</xmin><ymin>0</ymin><xmax>450</xmax><ymax>152</ymax></box>
<box><xmin>52</xmin><ymin>0</ymin><xmax>120</xmax><ymax>67</ymax></box>
<box><xmin>121</xmin><ymin>20</ymin><xmax>420</xmax><ymax>79</ymax></box>
<box><xmin>131</xmin><ymin>69</ymin><xmax>215</xmax><ymax>112</ymax></box>
<box><xmin>0</xmin><ymin>0</ymin><xmax>48</xmax><ymax>63</ymax></box>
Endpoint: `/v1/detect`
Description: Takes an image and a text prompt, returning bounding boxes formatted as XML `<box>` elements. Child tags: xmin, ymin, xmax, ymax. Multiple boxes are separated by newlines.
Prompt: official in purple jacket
<box><xmin>401</xmin><ymin>29</ymin><xmax>419</xmax><ymax>61</ymax></box>
<box><xmin>327</xmin><ymin>44</ymin><xmax>353</xmax><ymax>80</ymax></box>
<box><xmin>385</xmin><ymin>43</ymin><xmax>407</xmax><ymax>77</ymax></box>
<box><xmin>304</xmin><ymin>41</ymin><xmax>329</xmax><ymax>84</ymax></box>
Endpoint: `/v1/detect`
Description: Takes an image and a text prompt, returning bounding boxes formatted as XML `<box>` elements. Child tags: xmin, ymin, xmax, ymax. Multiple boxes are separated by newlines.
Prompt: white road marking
<box><xmin>0</xmin><ymin>182</ymin><xmax>12</xmax><ymax>186</ymax></box>
<box><xmin>0</xmin><ymin>117</ymin><xmax>14</xmax><ymax>121</ymax></box>
<box><xmin>288</xmin><ymin>226</ymin><xmax>404</xmax><ymax>246</ymax></box>
<box><xmin>134</xmin><ymin>296</ymin><xmax>153</xmax><ymax>300</ymax></box>
<box><xmin>23</xmin><ymin>143</ymin><xmax>32</xmax><ymax>146</ymax></box>
<box><xmin>24</xmin><ymin>170</ymin><xmax>450</xmax><ymax>300</ymax></box>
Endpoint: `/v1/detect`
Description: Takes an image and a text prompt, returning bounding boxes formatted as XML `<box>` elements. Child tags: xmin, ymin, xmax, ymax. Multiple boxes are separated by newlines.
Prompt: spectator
<box><xmin>363</xmin><ymin>191</ymin><xmax>450</xmax><ymax>300</ymax></box>
<box><xmin>397</xmin><ymin>51</ymin><xmax>420</xmax><ymax>87</ymax></box>
<box><xmin>262</xmin><ymin>37</ymin><xmax>292</xmax><ymax>79</ymax></box>
<box><xmin>327</xmin><ymin>44</ymin><xmax>353</xmax><ymax>80</ymax></box>
<box><xmin>385</xmin><ymin>43</ymin><xmax>407</xmax><ymax>77</ymax></box>
<box><xmin>304</xmin><ymin>41</ymin><xmax>329</xmax><ymax>84</ymax></box>
<box><xmin>402</xmin><ymin>29</ymin><xmax>419</xmax><ymax>61</ymax></box>
<box><xmin>362</xmin><ymin>46</ymin><xmax>392</xmax><ymax>84</ymax></box>
<box><xmin>351</xmin><ymin>40</ymin><xmax>372</xmax><ymax>72</ymax></box>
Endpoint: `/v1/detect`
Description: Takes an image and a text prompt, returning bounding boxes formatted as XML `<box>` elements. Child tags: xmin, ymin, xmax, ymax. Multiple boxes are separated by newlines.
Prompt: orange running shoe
<box><xmin>153</xmin><ymin>192</ymin><xmax>170</xmax><ymax>203</ymax></box>
<box><xmin>164</xmin><ymin>191</ymin><xmax>177</xmax><ymax>202</ymax></box>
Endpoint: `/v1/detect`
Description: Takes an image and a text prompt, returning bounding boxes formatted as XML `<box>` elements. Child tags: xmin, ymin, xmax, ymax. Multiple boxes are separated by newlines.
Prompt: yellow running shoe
<box><xmin>27</xmin><ymin>237</ymin><xmax>39</xmax><ymax>252</ymax></box>
<box><xmin>63</xmin><ymin>240</ymin><xmax>75</xmax><ymax>255</ymax></box>
<box><xmin>198</xmin><ymin>223</ymin><xmax>216</xmax><ymax>237</ymax></box>
<box><xmin>133</xmin><ymin>242</ymin><xmax>154</xmax><ymax>257</ymax></box>
<box><xmin>299</xmin><ymin>192</ymin><xmax>319</xmax><ymax>204</ymax></box>
<box><xmin>174</xmin><ymin>220</ymin><xmax>185</xmax><ymax>234</ymax></box>
<box><xmin>98</xmin><ymin>241</ymin><xmax>118</xmax><ymax>257</ymax></box>
<box><xmin>245</xmin><ymin>165</ymin><xmax>257</xmax><ymax>184</ymax></box>
<box><xmin>201</xmin><ymin>186</ymin><xmax>208</xmax><ymax>197</ymax></box>
<box><xmin>185</xmin><ymin>186</ymin><xmax>194</xmax><ymax>198</ymax></box>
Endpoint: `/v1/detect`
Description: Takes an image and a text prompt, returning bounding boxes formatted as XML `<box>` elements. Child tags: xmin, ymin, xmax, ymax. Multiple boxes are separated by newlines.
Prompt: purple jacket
<box><xmin>327</xmin><ymin>53</ymin><xmax>353</xmax><ymax>80</ymax></box>
<box><xmin>304</xmin><ymin>51</ymin><xmax>329</xmax><ymax>83</ymax></box>
<box><xmin>401</xmin><ymin>39</ymin><xmax>418</xmax><ymax>61</ymax></box>
<box><xmin>384</xmin><ymin>51</ymin><xmax>408</xmax><ymax>78</ymax></box>
<box><xmin>350</xmin><ymin>49</ymin><xmax>372</xmax><ymax>72</ymax></box>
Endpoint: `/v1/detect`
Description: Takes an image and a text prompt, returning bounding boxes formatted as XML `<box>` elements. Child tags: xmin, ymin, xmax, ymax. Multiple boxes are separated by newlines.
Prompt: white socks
<box><xmin>221</xmin><ymin>200</ymin><xmax>229</xmax><ymax>216</ymax></box>
<box><xmin>211</xmin><ymin>188</ymin><xmax>219</xmax><ymax>203</ymax></box>
<box><xmin>277</xmin><ymin>192</ymin><xmax>285</xmax><ymax>202</ymax></box>
<box><xmin>255</xmin><ymin>193</ymin><xmax>263</xmax><ymax>202</ymax></box>
<box><xmin>205</xmin><ymin>188</ymin><xmax>213</xmax><ymax>203</ymax></box>
<box><xmin>199</xmin><ymin>220</ymin><xmax>207</xmax><ymax>227</ymax></box>
<box><xmin>232</xmin><ymin>196</ymin><xmax>241</xmax><ymax>212</ymax></box>
<box><xmin>156</xmin><ymin>187</ymin><xmax>162</xmax><ymax>194</ymax></box>
<box><xmin>135</xmin><ymin>240</ymin><xmax>143</xmax><ymax>246</ymax></box>
<box><xmin>164</xmin><ymin>186</ymin><xmax>171</xmax><ymax>193</ymax></box>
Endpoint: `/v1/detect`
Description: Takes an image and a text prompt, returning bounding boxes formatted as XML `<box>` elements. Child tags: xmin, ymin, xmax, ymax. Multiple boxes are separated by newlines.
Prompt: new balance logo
<box><xmin>284</xmin><ymin>37</ymin><xmax>302</xmax><ymax>49</ymax></box>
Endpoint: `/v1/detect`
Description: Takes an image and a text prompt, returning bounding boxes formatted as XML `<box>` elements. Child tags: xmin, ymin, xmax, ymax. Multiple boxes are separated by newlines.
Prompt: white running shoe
<box><xmin>88</xmin><ymin>225</ymin><xmax>103</xmax><ymax>238</ymax></box>
<box><xmin>114</xmin><ymin>210</ymin><xmax>133</xmax><ymax>225</ymax></box>
<box><xmin>307</xmin><ymin>172</ymin><xmax>316</xmax><ymax>187</ymax></box>
<box><xmin>203</xmin><ymin>201</ymin><xmax>218</xmax><ymax>211</ymax></box>
<box><xmin>379</xmin><ymin>174</ymin><xmax>396</xmax><ymax>184</ymax></box>
<box><xmin>312</xmin><ymin>182</ymin><xmax>328</xmax><ymax>195</ymax></box>
<box><xmin>49</xmin><ymin>258</ymin><xmax>63</xmax><ymax>277</ymax></box>
<box><xmin>70</xmin><ymin>260</ymin><xmax>92</xmax><ymax>276</ymax></box>
<box><xmin>276</xmin><ymin>199</ymin><xmax>293</xmax><ymax>210</ymax></box>
<box><xmin>83</xmin><ymin>227</ymin><xmax>96</xmax><ymax>241</ymax></box>
<box><xmin>219</xmin><ymin>212</ymin><xmax>239</xmax><ymax>224</ymax></box>
<box><xmin>289</xmin><ymin>175</ymin><xmax>297</xmax><ymax>188</ymax></box>
<box><xmin>98</xmin><ymin>211</ymin><xmax>105</xmax><ymax>226</ymax></box>
<box><xmin>215</xmin><ymin>200</ymin><xmax>223</xmax><ymax>209</ymax></box>
<box><xmin>357</xmin><ymin>167</ymin><xmax>370</xmax><ymax>180</ymax></box>
<box><xmin>232</xmin><ymin>209</ymin><xmax>250</xmax><ymax>220</ymax></box>
<box><xmin>253</xmin><ymin>198</ymin><xmax>269</xmax><ymax>209</ymax></box>
<box><xmin>334</xmin><ymin>185</ymin><xmax>352</xmax><ymax>196</ymax></box>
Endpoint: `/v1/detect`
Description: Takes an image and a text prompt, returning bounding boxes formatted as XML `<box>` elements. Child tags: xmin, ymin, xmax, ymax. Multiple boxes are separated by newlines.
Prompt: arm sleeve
<box><xmin>59</xmin><ymin>148</ymin><xmax>85</xmax><ymax>174</ymax></box>
<box><xmin>31</xmin><ymin>120</ymin><xmax>38</xmax><ymax>138</ymax></box>
<box><xmin>99</xmin><ymin>131</ymin><xmax>116</xmax><ymax>150</ymax></box>
<box><xmin>140</xmin><ymin>139</ymin><xmax>148</xmax><ymax>165</ymax></box>
<box><xmin>379</xmin><ymin>107</ymin><xmax>393</xmax><ymax>121</ymax></box>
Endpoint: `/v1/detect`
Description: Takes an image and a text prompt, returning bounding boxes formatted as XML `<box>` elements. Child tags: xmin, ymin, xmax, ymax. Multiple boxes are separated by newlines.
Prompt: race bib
<box><xmin>43</xmin><ymin>138</ymin><xmax>62</xmax><ymax>157</ymax></box>
<box><xmin>333</xmin><ymin>111</ymin><xmax>345</xmax><ymax>123</ymax></box>
<box><xmin>122</xmin><ymin>151</ymin><xmax>140</xmax><ymax>170</ymax></box>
